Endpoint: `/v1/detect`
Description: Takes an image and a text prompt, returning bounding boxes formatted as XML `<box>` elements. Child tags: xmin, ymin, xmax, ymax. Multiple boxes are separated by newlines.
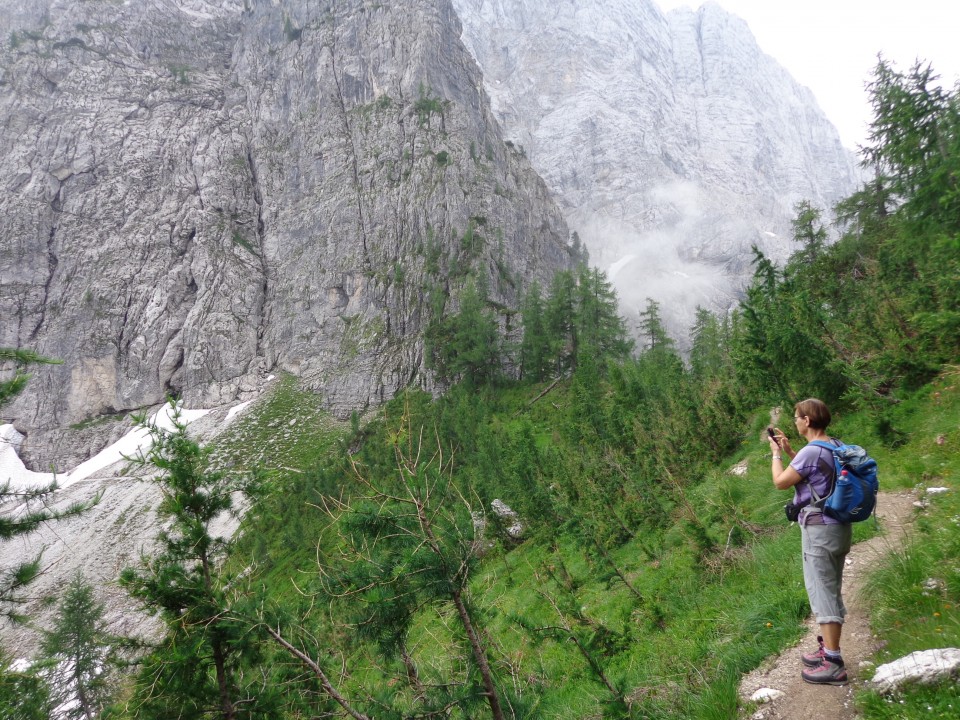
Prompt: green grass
<box><xmin>831</xmin><ymin>373</ymin><xmax>960</xmax><ymax>491</ymax></box>
<box><xmin>453</xmin><ymin>454</ymin><xmax>815</xmax><ymax>718</ymax></box>
<box><xmin>858</xmin><ymin>682</ymin><xmax>960</xmax><ymax>719</ymax></box>
<box><xmin>853</xmin><ymin>374</ymin><xmax>960</xmax><ymax>718</ymax></box>
<box><xmin>208</xmin><ymin>373</ymin><xmax>345</xmax><ymax>476</ymax></box>
<box><xmin>68</xmin><ymin>409</ymin><xmax>129</xmax><ymax>431</ymax></box>
<box><xmin>210</xmin><ymin>372</ymin><xmax>960</xmax><ymax>717</ymax></box>
<box><xmin>465</xmin><ymin>375</ymin><xmax>959</xmax><ymax>716</ymax></box>
<box><xmin>208</xmin><ymin>375</ymin><xmax>350</xmax><ymax>601</ymax></box>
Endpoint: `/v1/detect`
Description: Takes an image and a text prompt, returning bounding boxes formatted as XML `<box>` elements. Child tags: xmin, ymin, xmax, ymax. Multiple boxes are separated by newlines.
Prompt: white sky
<box><xmin>657</xmin><ymin>0</ymin><xmax>960</xmax><ymax>149</ymax></box>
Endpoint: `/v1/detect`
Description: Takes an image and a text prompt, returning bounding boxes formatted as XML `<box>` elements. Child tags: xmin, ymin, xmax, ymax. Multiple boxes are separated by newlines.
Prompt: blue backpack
<box><xmin>808</xmin><ymin>440</ymin><xmax>879</xmax><ymax>523</ymax></box>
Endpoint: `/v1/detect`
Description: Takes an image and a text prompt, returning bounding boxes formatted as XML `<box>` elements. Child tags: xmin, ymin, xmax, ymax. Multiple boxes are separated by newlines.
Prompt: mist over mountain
<box><xmin>452</xmin><ymin>0</ymin><xmax>862</xmax><ymax>338</ymax></box>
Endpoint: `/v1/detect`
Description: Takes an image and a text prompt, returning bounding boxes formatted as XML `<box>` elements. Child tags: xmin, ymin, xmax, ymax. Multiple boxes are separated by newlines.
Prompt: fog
<box><xmin>574</xmin><ymin>179</ymin><xmax>787</xmax><ymax>351</ymax></box>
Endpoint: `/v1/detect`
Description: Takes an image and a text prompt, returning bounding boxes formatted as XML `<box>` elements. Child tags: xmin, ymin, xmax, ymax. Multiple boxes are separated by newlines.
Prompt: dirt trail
<box><xmin>739</xmin><ymin>491</ymin><xmax>917</xmax><ymax>719</ymax></box>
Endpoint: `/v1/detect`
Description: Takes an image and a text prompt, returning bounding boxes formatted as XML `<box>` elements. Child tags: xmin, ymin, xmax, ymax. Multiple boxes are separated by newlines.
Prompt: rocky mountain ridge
<box><xmin>0</xmin><ymin>0</ymin><xmax>575</xmax><ymax>470</ymax></box>
<box><xmin>452</xmin><ymin>0</ymin><xmax>862</xmax><ymax>335</ymax></box>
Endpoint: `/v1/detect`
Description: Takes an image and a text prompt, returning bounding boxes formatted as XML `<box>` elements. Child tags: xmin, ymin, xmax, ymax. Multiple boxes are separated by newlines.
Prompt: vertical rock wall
<box><xmin>0</xmin><ymin>0</ymin><xmax>574</xmax><ymax>468</ymax></box>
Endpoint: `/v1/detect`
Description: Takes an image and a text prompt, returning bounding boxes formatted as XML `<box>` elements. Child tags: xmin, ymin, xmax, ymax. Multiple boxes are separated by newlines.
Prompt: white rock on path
<box><xmin>870</xmin><ymin>648</ymin><xmax>960</xmax><ymax>693</ymax></box>
<box><xmin>750</xmin><ymin>688</ymin><xmax>784</xmax><ymax>703</ymax></box>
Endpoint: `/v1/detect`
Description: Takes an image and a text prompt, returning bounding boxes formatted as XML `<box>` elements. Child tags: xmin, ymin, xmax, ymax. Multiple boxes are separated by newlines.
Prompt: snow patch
<box><xmin>607</xmin><ymin>254</ymin><xmax>637</xmax><ymax>281</ymax></box>
<box><xmin>0</xmin><ymin>424</ymin><xmax>57</xmax><ymax>492</ymax></box>
<box><xmin>1</xmin><ymin>404</ymin><xmax>211</xmax><ymax>492</ymax></box>
<box><xmin>226</xmin><ymin>400</ymin><xmax>254</xmax><ymax>424</ymax></box>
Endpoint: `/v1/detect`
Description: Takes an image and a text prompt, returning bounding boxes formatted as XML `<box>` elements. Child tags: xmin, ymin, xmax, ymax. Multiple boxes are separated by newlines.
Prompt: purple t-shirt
<box><xmin>789</xmin><ymin>440</ymin><xmax>841</xmax><ymax>525</ymax></box>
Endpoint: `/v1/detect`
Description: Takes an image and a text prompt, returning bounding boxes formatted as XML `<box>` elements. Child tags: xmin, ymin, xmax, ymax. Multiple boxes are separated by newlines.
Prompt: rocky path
<box><xmin>739</xmin><ymin>491</ymin><xmax>917</xmax><ymax>719</ymax></box>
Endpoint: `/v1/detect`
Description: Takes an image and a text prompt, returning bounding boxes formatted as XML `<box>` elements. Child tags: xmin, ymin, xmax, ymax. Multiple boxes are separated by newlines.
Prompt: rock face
<box><xmin>451</xmin><ymin>0</ymin><xmax>862</xmax><ymax>336</ymax></box>
<box><xmin>0</xmin><ymin>0</ymin><xmax>575</xmax><ymax>469</ymax></box>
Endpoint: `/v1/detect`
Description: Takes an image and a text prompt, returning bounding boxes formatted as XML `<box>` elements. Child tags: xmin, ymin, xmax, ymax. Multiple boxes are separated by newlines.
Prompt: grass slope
<box><xmin>854</xmin><ymin>371</ymin><xmax>960</xmax><ymax>719</ymax></box>
<box><xmin>198</xmin><ymin>370</ymin><xmax>959</xmax><ymax>718</ymax></box>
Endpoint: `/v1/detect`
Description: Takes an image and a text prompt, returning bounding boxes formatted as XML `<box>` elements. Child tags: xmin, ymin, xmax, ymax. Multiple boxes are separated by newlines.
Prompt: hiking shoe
<box><xmin>801</xmin><ymin>635</ymin><xmax>826</xmax><ymax>667</ymax></box>
<box><xmin>801</xmin><ymin>656</ymin><xmax>848</xmax><ymax>686</ymax></box>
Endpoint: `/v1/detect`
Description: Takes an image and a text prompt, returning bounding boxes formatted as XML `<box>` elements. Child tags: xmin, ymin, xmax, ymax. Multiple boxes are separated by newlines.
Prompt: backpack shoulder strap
<box><xmin>807</xmin><ymin>439</ymin><xmax>841</xmax><ymax>451</ymax></box>
<box><xmin>807</xmin><ymin>440</ymin><xmax>829</xmax><ymax>450</ymax></box>
<box><xmin>805</xmin><ymin>440</ymin><xmax>841</xmax><ymax>504</ymax></box>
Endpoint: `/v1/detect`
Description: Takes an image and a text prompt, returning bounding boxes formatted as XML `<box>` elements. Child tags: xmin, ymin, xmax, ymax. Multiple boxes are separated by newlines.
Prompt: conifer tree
<box><xmin>689</xmin><ymin>307</ymin><xmax>727</xmax><ymax>381</ymax></box>
<box><xmin>637</xmin><ymin>298</ymin><xmax>674</xmax><ymax>354</ymax></box>
<box><xmin>733</xmin><ymin>247</ymin><xmax>791</xmax><ymax>399</ymax></box>
<box><xmin>431</xmin><ymin>274</ymin><xmax>500</xmax><ymax>386</ymax></box>
<box><xmin>39</xmin><ymin>573</ymin><xmax>119</xmax><ymax>720</ymax></box>
<box><xmin>519</xmin><ymin>281</ymin><xmax>550</xmax><ymax>381</ymax></box>
<box><xmin>0</xmin><ymin>348</ymin><xmax>91</xmax><ymax>718</ymax></box>
<box><xmin>864</xmin><ymin>58</ymin><xmax>960</xmax><ymax>232</ymax></box>
<box><xmin>834</xmin><ymin>170</ymin><xmax>892</xmax><ymax>237</ymax></box>
<box><xmin>790</xmin><ymin>200</ymin><xmax>828</xmax><ymax>266</ymax></box>
<box><xmin>312</xmin><ymin>405</ymin><xmax>507</xmax><ymax>719</ymax></box>
<box><xmin>544</xmin><ymin>270</ymin><xmax>577</xmax><ymax>373</ymax></box>
<box><xmin>119</xmin><ymin>403</ymin><xmax>267</xmax><ymax>720</ymax></box>
<box><xmin>570</xmin><ymin>230</ymin><xmax>589</xmax><ymax>263</ymax></box>
<box><xmin>0</xmin><ymin>653</ymin><xmax>49</xmax><ymax>720</ymax></box>
<box><xmin>574</xmin><ymin>266</ymin><xmax>632</xmax><ymax>368</ymax></box>
<box><xmin>0</xmin><ymin>348</ymin><xmax>58</xmax><ymax>408</ymax></box>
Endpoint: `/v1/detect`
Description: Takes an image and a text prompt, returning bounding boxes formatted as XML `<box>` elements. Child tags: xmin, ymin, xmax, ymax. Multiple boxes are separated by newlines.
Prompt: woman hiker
<box><xmin>768</xmin><ymin>397</ymin><xmax>851</xmax><ymax>686</ymax></box>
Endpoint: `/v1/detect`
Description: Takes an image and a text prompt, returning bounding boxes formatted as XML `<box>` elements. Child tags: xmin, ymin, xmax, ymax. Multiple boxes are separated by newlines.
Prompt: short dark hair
<box><xmin>795</xmin><ymin>398</ymin><xmax>831</xmax><ymax>429</ymax></box>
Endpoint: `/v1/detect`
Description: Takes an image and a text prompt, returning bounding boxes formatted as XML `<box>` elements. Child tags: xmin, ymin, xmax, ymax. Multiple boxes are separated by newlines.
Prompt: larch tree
<box><xmin>574</xmin><ymin>265</ymin><xmax>633</xmax><ymax>369</ymax></box>
<box><xmin>286</xmin><ymin>403</ymin><xmax>508</xmax><ymax>719</ymax></box>
<box><xmin>118</xmin><ymin>403</ymin><xmax>268</xmax><ymax>720</ymax></box>
<box><xmin>544</xmin><ymin>269</ymin><xmax>577</xmax><ymax>373</ymax></box>
<box><xmin>0</xmin><ymin>347</ymin><xmax>91</xmax><ymax>717</ymax></box>
<box><xmin>39</xmin><ymin>573</ymin><xmax>120</xmax><ymax>720</ymax></box>
<box><xmin>519</xmin><ymin>281</ymin><xmax>551</xmax><ymax>382</ymax></box>
<box><xmin>790</xmin><ymin>200</ymin><xmax>828</xmax><ymax>266</ymax></box>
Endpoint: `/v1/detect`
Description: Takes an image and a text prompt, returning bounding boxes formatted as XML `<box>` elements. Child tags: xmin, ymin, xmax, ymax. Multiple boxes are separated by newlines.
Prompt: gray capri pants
<box><xmin>801</xmin><ymin>522</ymin><xmax>853</xmax><ymax>624</ymax></box>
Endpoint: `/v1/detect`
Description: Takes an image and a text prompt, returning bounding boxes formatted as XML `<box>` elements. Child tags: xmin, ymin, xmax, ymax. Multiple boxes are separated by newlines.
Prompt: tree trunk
<box><xmin>450</xmin><ymin>589</ymin><xmax>505</xmax><ymax>720</ymax></box>
<box><xmin>212</xmin><ymin>638</ymin><xmax>237</xmax><ymax>720</ymax></box>
<box><xmin>401</xmin><ymin>644</ymin><xmax>426</xmax><ymax>699</ymax></box>
<box><xmin>201</xmin><ymin>552</ymin><xmax>236</xmax><ymax>720</ymax></box>
<box><xmin>76</xmin><ymin>681</ymin><xmax>94</xmax><ymax>720</ymax></box>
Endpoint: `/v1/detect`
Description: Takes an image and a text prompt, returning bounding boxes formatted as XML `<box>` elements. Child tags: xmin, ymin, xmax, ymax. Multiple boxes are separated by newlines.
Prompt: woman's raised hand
<box><xmin>772</xmin><ymin>428</ymin><xmax>795</xmax><ymax>458</ymax></box>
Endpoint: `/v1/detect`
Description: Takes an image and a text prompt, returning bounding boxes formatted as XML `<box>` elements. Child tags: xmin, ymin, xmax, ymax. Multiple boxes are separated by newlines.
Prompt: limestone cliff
<box><xmin>0</xmin><ymin>0</ymin><xmax>574</xmax><ymax>469</ymax></box>
<box><xmin>452</xmin><ymin>0</ymin><xmax>862</xmax><ymax>336</ymax></box>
